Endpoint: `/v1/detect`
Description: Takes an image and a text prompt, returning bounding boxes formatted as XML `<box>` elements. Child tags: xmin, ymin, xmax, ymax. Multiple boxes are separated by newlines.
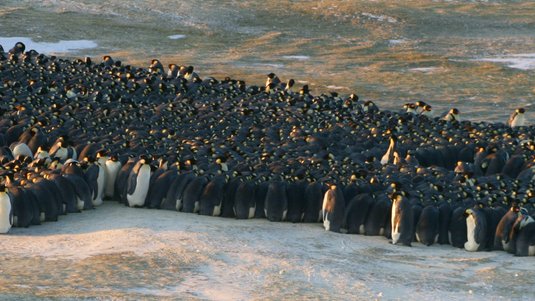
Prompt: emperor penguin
<box><xmin>149</xmin><ymin>59</ymin><xmax>164</xmax><ymax>74</ymax></box>
<box><xmin>183</xmin><ymin>66</ymin><xmax>199</xmax><ymax>81</ymax></box>
<box><xmin>303</xmin><ymin>181</ymin><xmax>323</xmax><ymax>223</ymax></box>
<box><xmin>508</xmin><ymin>107</ymin><xmax>526</xmax><ymax>128</ymax></box>
<box><xmin>10</xmin><ymin>142</ymin><xmax>34</xmax><ymax>160</ymax></box>
<box><xmin>49</xmin><ymin>139</ymin><xmax>76</xmax><ymax>161</ymax></box>
<box><xmin>104</xmin><ymin>155</ymin><xmax>122</xmax><ymax>199</ymax></box>
<box><xmin>415</xmin><ymin>205</ymin><xmax>440</xmax><ymax>246</ymax></box>
<box><xmin>380</xmin><ymin>135</ymin><xmax>398</xmax><ymax>165</ymax></box>
<box><xmin>513</xmin><ymin>211</ymin><xmax>535</xmax><ymax>256</ymax></box>
<box><xmin>436</xmin><ymin>202</ymin><xmax>452</xmax><ymax>244</ymax></box>
<box><xmin>94</xmin><ymin>152</ymin><xmax>108</xmax><ymax>205</ymax></box>
<box><xmin>198</xmin><ymin>175</ymin><xmax>226</xmax><ymax>216</ymax></box>
<box><xmin>322</xmin><ymin>184</ymin><xmax>345</xmax><ymax>232</ymax></box>
<box><xmin>234</xmin><ymin>181</ymin><xmax>256</xmax><ymax>219</ymax></box>
<box><xmin>8</xmin><ymin>41</ymin><xmax>25</xmax><ymax>56</ymax></box>
<box><xmin>390</xmin><ymin>192</ymin><xmax>414</xmax><ymax>246</ymax></box>
<box><xmin>34</xmin><ymin>146</ymin><xmax>51</xmax><ymax>165</ymax></box>
<box><xmin>494</xmin><ymin>203</ymin><xmax>521</xmax><ymax>251</ymax></box>
<box><xmin>126</xmin><ymin>157</ymin><xmax>152</xmax><ymax>207</ymax></box>
<box><xmin>264</xmin><ymin>181</ymin><xmax>288</xmax><ymax>222</ymax></box>
<box><xmin>82</xmin><ymin>156</ymin><xmax>105</xmax><ymax>206</ymax></box>
<box><xmin>364</xmin><ymin>194</ymin><xmax>390</xmax><ymax>236</ymax></box>
<box><xmin>265</xmin><ymin>73</ymin><xmax>281</xmax><ymax>90</ymax></box>
<box><xmin>442</xmin><ymin>108</ymin><xmax>460</xmax><ymax>122</ymax></box>
<box><xmin>284</xmin><ymin>79</ymin><xmax>295</xmax><ymax>92</ymax></box>
<box><xmin>285</xmin><ymin>181</ymin><xmax>307</xmax><ymax>223</ymax></box>
<box><xmin>168</xmin><ymin>64</ymin><xmax>180</xmax><ymax>78</ymax></box>
<box><xmin>181</xmin><ymin>176</ymin><xmax>208</xmax><ymax>213</ymax></box>
<box><xmin>344</xmin><ymin>193</ymin><xmax>374</xmax><ymax>234</ymax></box>
<box><xmin>464</xmin><ymin>207</ymin><xmax>488</xmax><ymax>252</ymax></box>
<box><xmin>0</xmin><ymin>184</ymin><xmax>13</xmax><ymax>234</ymax></box>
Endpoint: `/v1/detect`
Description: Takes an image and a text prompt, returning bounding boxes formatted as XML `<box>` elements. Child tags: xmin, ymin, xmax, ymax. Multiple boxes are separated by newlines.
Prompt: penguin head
<box><xmin>14</xmin><ymin>42</ymin><xmax>26</xmax><ymax>53</ymax></box>
<box><xmin>390</xmin><ymin>191</ymin><xmax>404</xmax><ymax>202</ymax></box>
<box><xmin>186</xmin><ymin>66</ymin><xmax>194</xmax><ymax>74</ymax></box>
<box><xmin>517</xmin><ymin>108</ymin><xmax>526</xmax><ymax>114</ymax></box>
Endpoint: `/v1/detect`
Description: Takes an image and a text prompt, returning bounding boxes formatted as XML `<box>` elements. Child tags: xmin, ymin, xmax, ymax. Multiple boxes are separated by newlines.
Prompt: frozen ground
<box><xmin>0</xmin><ymin>202</ymin><xmax>534</xmax><ymax>300</ymax></box>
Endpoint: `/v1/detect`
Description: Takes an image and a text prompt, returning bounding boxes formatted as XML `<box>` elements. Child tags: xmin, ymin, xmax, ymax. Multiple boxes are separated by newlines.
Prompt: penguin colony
<box><xmin>1</xmin><ymin>42</ymin><xmax>535</xmax><ymax>257</ymax></box>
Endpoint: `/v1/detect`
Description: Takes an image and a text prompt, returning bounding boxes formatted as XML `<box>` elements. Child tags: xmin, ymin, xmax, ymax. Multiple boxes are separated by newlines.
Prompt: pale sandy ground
<box><xmin>1</xmin><ymin>202</ymin><xmax>534</xmax><ymax>300</ymax></box>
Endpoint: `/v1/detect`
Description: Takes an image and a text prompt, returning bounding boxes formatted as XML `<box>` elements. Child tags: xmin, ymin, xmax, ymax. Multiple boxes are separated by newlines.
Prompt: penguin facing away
<box><xmin>234</xmin><ymin>181</ymin><xmax>256</xmax><ymax>219</ymax></box>
<box><xmin>494</xmin><ymin>204</ymin><xmax>521</xmax><ymax>251</ymax></box>
<box><xmin>264</xmin><ymin>181</ymin><xmax>288</xmax><ymax>222</ymax></box>
<box><xmin>344</xmin><ymin>193</ymin><xmax>374</xmax><ymax>234</ymax></box>
<box><xmin>303</xmin><ymin>181</ymin><xmax>323</xmax><ymax>223</ymax></box>
<box><xmin>415</xmin><ymin>205</ymin><xmax>440</xmax><ymax>246</ymax></box>
<box><xmin>198</xmin><ymin>175</ymin><xmax>226</xmax><ymax>216</ymax></box>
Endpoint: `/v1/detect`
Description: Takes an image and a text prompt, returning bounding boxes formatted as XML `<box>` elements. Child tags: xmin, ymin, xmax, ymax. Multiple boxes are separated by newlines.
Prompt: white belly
<box><xmin>502</xmin><ymin>240</ymin><xmax>511</xmax><ymax>252</ymax></box>
<box><xmin>529</xmin><ymin>246</ymin><xmax>535</xmax><ymax>256</ymax></box>
<box><xmin>323</xmin><ymin>219</ymin><xmax>331</xmax><ymax>231</ymax></box>
<box><xmin>392</xmin><ymin>231</ymin><xmax>401</xmax><ymax>244</ymax></box>
<box><xmin>248</xmin><ymin>206</ymin><xmax>256</xmax><ymax>219</ymax></box>
<box><xmin>92</xmin><ymin>165</ymin><xmax>106</xmax><ymax>206</ymax></box>
<box><xmin>511</xmin><ymin>114</ymin><xmax>526</xmax><ymax>127</ymax></box>
<box><xmin>464</xmin><ymin>215</ymin><xmax>479</xmax><ymax>252</ymax></box>
<box><xmin>55</xmin><ymin>147</ymin><xmax>68</xmax><ymax>161</ymax></box>
<box><xmin>104</xmin><ymin>161</ymin><xmax>121</xmax><ymax>198</ymax></box>
<box><xmin>391</xmin><ymin>202</ymin><xmax>399</xmax><ymax>234</ymax></box>
<box><xmin>127</xmin><ymin>165</ymin><xmax>151</xmax><ymax>207</ymax></box>
<box><xmin>12</xmin><ymin>143</ymin><xmax>33</xmax><ymax>159</ymax></box>
<box><xmin>213</xmin><ymin>204</ymin><xmax>221</xmax><ymax>216</ymax></box>
<box><xmin>77</xmin><ymin>197</ymin><xmax>84</xmax><ymax>211</ymax></box>
<box><xmin>0</xmin><ymin>193</ymin><xmax>12</xmax><ymax>234</ymax></box>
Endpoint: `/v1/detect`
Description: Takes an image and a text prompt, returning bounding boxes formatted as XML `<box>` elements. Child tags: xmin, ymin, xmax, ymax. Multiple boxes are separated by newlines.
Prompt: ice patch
<box><xmin>361</xmin><ymin>13</ymin><xmax>397</xmax><ymax>23</ymax></box>
<box><xmin>410</xmin><ymin>67</ymin><xmax>440</xmax><ymax>73</ymax></box>
<box><xmin>168</xmin><ymin>34</ymin><xmax>186</xmax><ymax>40</ymax></box>
<box><xmin>389</xmin><ymin>39</ymin><xmax>407</xmax><ymax>45</ymax></box>
<box><xmin>282</xmin><ymin>55</ymin><xmax>310</xmax><ymax>61</ymax></box>
<box><xmin>0</xmin><ymin>37</ymin><xmax>97</xmax><ymax>54</ymax></box>
<box><xmin>251</xmin><ymin>63</ymin><xmax>285</xmax><ymax>69</ymax></box>
<box><xmin>476</xmin><ymin>53</ymin><xmax>535</xmax><ymax>70</ymax></box>
<box><xmin>326</xmin><ymin>85</ymin><xmax>347</xmax><ymax>90</ymax></box>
